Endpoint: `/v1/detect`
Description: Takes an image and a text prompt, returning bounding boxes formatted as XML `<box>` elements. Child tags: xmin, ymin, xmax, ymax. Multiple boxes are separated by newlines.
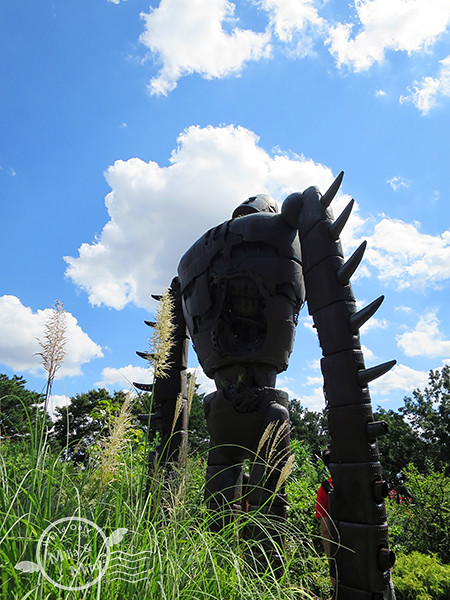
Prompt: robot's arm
<box><xmin>282</xmin><ymin>174</ymin><xmax>396</xmax><ymax>597</ymax></box>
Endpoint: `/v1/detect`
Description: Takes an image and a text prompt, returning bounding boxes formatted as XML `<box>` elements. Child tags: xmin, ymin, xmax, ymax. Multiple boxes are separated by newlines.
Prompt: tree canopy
<box><xmin>52</xmin><ymin>388</ymin><xmax>149</xmax><ymax>463</ymax></box>
<box><xmin>400</xmin><ymin>365</ymin><xmax>450</xmax><ymax>475</ymax></box>
<box><xmin>0</xmin><ymin>373</ymin><xmax>49</xmax><ymax>437</ymax></box>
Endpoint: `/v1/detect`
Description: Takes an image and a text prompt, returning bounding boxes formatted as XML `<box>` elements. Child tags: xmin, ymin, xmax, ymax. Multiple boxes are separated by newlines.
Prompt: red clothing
<box><xmin>315</xmin><ymin>477</ymin><xmax>332</xmax><ymax>519</ymax></box>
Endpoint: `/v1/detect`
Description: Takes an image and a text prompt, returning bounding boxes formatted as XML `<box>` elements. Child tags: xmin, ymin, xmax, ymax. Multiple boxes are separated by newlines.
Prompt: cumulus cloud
<box><xmin>364</xmin><ymin>218</ymin><xmax>450</xmax><ymax>290</ymax></box>
<box><xmin>190</xmin><ymin>366</ymin><xmax>216</xmax><ymax>396</ymax></box>
<box><xmin>136</xmin><ymin>0</ymin><xmax>450</xmax><ymax>115</ymax></box>
<box><xmin>326</xmin><ymin>0</ymin><xmax>450</xmax><ymax>71</ymax></box>
<box><xmin>0</xmin><ymin>295</ymin><xmax>103</xmax><ymax>377</ymax></box>
<box><xmin>396</xmin><ymin>309</ymin><xmax>450</xmax><ymax>358</ymax></box>
<box><xmin>65</xmin><ymin>124</ymin><xmax>450</xmax><ymax>308</ymax></box>
<box><xmin>296</xmin><ymin>386</ymin><xmax>326</xmax><ymax>411</ymax></box>
<box><xmin>46</xmin><ymin>395</ymin><xmax>72</xmax><ymax>419</ymax></box>
<box><xmin>95</xmin><ymin>364</ymin><xmax>152</xmax><ymax>390</ymax></box>
<box><xmin>400</xmin><ymin>55</ymin><xmax>450</xmax><ymax>113</ymax></box>
<box><xmin>369</xmin><ymin>362</ymin><xmax>429</xmax><ymax>396</ymax></box>
<box><xmin>65</xmin><ymin>124</ymin><xmax>337</xmax><ymax>309</ymax></box>
<box><xmin>257</xmin><ymin>0</ymin><xmax>324</xmax><ymax>53</ymax></box>
<box><xmin>140</xmin><ymin>0</ymin><xmax>271</xmax><ymax>95</ymax></box>
<box><xmin>96</xmin><ymin>363</ymin><xmax>216</xmax><ymax>397</ymax></box>
<box><xmin>361</xmin><ymin>344</ymin><xmax>375</xmax><ymax>360</ymax></box>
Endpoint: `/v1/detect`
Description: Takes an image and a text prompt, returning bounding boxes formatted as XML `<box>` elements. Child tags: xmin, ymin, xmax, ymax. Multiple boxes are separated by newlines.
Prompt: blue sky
<box><xmin>1</xmin><ymin>0</ymin><xmax>450</xmax><ymax>416</ymax></box>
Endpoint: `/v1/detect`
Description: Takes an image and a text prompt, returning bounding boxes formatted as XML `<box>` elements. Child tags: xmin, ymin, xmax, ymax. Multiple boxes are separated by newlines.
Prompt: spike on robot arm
<box><xmin>287</xmin><ymin>172</ymin><xmax>396</xmax><ymax>598</ymax></box>
<box><xmin>134</xmin><ymin>277</ymin><xmax>189</xmax><ymax>471</ymax></box>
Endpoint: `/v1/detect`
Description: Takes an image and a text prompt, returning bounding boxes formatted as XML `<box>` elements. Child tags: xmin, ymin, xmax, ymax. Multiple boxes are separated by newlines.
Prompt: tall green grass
<box><xmin>0</xmin><ymin>408</ymin><xmax>330</xmax><ymax>600</ymax></box>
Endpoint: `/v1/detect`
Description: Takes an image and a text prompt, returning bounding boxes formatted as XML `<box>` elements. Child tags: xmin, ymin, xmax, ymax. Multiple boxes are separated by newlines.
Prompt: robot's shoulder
<box><xmin>178</xmin><ymin>213</ymin><xmax>302</xmax><ymax>286</ymax></box>
<box><xmin>229</xmin><ymin>212</ymin><xmax>301</xmax><ymax>259</ymax></box>
<box><xmin>178</xmin><ymin>220</ymin><xmax>234</xmax><ymax>285</ymax></box>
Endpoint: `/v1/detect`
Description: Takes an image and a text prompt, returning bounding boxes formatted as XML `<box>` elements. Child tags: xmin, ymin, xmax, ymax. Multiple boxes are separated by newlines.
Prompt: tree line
<box><xmin>1</xmin><ymin>366</ymin><xmax>449</xmax><ymax>489</ymax></box>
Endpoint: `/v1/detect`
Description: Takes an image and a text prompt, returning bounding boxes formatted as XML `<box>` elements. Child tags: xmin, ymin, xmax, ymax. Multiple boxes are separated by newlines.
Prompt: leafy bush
<box><xmin>387</xmin><ymin>464</ymin><xmax>450</xmax><ymax>562</ymax></box>
<box><xmin>393</xmin><ymin>552</ymin><xmax>450</xmax><ymax>600</ymax></box>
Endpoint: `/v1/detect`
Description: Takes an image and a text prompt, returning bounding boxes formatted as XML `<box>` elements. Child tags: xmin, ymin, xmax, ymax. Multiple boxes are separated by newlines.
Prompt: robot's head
<box><xmin>232</xmin><ymin>194</ymin><xmax>278</xmax><ymax>219</ymax></box>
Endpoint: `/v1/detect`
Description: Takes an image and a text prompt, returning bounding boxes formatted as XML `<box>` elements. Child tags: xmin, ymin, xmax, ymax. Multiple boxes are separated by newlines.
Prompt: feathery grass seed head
<box><xmin>149</xmin><ymin>288</ymin><xmax>175</xmax><ymax>379</ymax></box>
<box><xmin>187</xmin><ymin>372</ymin><xmax>196</xmax><ymax>416</ymax></box>
<box><xmin>99</xmin><ymin>391</ymin><xmax>135</xmax><ymax>488</ymax></box>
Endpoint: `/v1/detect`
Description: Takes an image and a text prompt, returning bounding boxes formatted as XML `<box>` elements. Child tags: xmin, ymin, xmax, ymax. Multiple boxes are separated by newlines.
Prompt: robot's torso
<box><xmin>178</xmin><ymin>212</ymin><xmax>306</xmax><ymax>378</ymax></box>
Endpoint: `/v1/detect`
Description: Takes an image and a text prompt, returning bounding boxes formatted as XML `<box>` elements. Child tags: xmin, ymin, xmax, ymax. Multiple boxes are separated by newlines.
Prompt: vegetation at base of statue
<box><xmin>0</xmin><ymin>367</ymin><xmax>449</xmax><ymax>599</ymax></box>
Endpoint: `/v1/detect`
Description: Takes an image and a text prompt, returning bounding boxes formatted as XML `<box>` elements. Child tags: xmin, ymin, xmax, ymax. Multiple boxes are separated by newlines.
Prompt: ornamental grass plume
<box><xmin>99</xmin><ymin>390</ymin><xmax>135</xmax><ymax>488</ymax></box>
<box><xmin>255</xmin><ymin>421</ymin><xmax>278</xmax><ymax>459</ymax></box>
<box><xmin>148</xmin><ymin>287</ymin><xmax>175</xmax><ymax>379</ymax></box>
<box><xmin>36</xmin><ymin>300</ymin><xmax>67</xmax><ymax>412</ymax></box>
<box><xmin>254</xmin><ymin>420</ymin><xmax>294</xmax><ymax>498</ymax></box>
<box><xmin>274</xmin><ymin>453</ymin><xmax>296</xmax><ymax>496</ymax></box>
<box><xmin>171</xmin><ymin>393</ymin><xmax>185</xmax><ymax>436</ymax></box>
<box><xmin>187</xmin><ymin>371</ymin><xmax>196</xmax><ymax>416</ymax></box>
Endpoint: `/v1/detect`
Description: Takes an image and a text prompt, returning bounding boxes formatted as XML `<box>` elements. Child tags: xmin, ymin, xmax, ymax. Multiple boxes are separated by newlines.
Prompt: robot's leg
<box><xmin>244</xmin><ymin>399</ymin><xmax>290</xmax><ymax>578</ymax></box>
<box><xmin>204</xmin><ymin>445</ymin><xmax>245</xmax><ymax>532</ymax></box>
<box><xmin>203</xmin><ymin>389</ymin><xmax>261</xmax><ymax>533</ymax></box>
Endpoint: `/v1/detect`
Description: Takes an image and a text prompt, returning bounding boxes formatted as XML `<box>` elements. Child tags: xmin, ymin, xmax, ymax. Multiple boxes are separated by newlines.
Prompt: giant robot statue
<box><xmin>134</xmin><ymin>172</ymin><xmax>396</xmax><ymax>599</ymax></box>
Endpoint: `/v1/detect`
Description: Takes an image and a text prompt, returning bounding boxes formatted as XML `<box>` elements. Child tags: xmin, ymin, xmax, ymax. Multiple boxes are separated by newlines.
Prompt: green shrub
<box><xmin>393</xmin><ymin>552</ymin><xmax>450</xmax><ymax>600</ymax></box>
<box><xmin>387</xmin><ymin>464</ymin><xmax>450</xmax><ymax>562</ymax></box>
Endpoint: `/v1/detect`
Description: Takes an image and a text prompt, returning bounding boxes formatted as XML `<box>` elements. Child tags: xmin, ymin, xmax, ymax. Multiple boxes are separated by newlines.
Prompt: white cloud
<box><xmin>96</xmin><ymin>364</ymin><xmax>217</xmax><ymax>397</ymax></box>
<box><xmin>361</xmin><ymin>344</ymin><xmax>375</xmax><ymax>360</ymax></box>
<box><xmin>0</xmin><ymin>295</ymin><xmax>103</xmax><ymax>377</ymax></box>
<box><xmin>140</xmin><ymin>0</ymin><xmax>271</xmax><ymax>95</ymax></box>
<box><xmin>354</xmin><ymin>300</ymin><xmax>388</xmax><ymax>332</ymax></box>
<box><xmin>364</xmin><ymin>218</ymin><xmax>450</xmax><ymax>290</ymax></box>
<box><xmin>47</xmin><ymin>394</ymin><xmax>71</xmax><ymax>419</ymax></box>
<box><xmin>136</xmin><ymin>0</ymin><xmax>450</xmax><ymax>107</ymax></box>
<box><xmin>326</xmin><ymin>0</ymin><xmax>450</xmax><ymax>71</ymax></box>
<box><xmin>301</xmin><ymin>315</ymin><xmax>316</xmax><ymax>334</ymax></box>
<box><xmin>65</xmin><ymin>124</ymin><xmax>337</xmax><ymax>309</ymax></box>
<box><xmin>369</xmin><ymin>362</ymin><xmax>429</xmax><ymax>396</ymax></box>
<box><xmin>190</xmin><ymin>366</ymin><xmax>216</xmax><ymax>396</ymax></box>
<box><xmin>308</xmin><ymin>358</ymin><xmax>322</xmax><ymax>371</ymax></box>
<box><xmin>34</xmin><ymin>394</ymin><xmax>72</xmax><ymax>421</ymax></box>
<box><xmin>305</xmin><ymin>374</ymin><xmax>323</xmax><ymax>386</ymax></box>
<box><xmin>279</xmin><ymin>382</ymin><xmax>302</xmax><ymax>400</ymax></box>
<box><xmin>65</xmin><ymin>125</ymin><xmax>450</xmax><ymax>309</ymax></box>
<box><xmin>360</xmin><ymin>317</ymin><xmax>388</xmax><ymax>333</ymax></box>
<box><xmin>297</xmin><ymin>386</ymin><xmax>325</xmax><ymax>411</ymax></box>
<box><xmin>96</xmin><ymin>364</ymin><xmax>151</xmax><ymax>390</ymax></box>
<box><xmin>396</xmin><ymin>309</ymin><xmax>450</xmax><ymax>358</ymax></box>
<box><xmin>395</xmin><ymin>305</ymin><xmax>414</xmax><ymax>314</ymax></box>
<box><xmin>400</xmin><ymin>55</ymin><xmax>450</xmax><ymax>113</ymax></box>
<box><xmin>256</xmin><ymin>0</ymin><xmax>324</xmax><ymax>54</ymax></box>
<box><xmin>387</xmin><ymin>175</ymin><xmax>410</xmax><ymax>191</ymax></box>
